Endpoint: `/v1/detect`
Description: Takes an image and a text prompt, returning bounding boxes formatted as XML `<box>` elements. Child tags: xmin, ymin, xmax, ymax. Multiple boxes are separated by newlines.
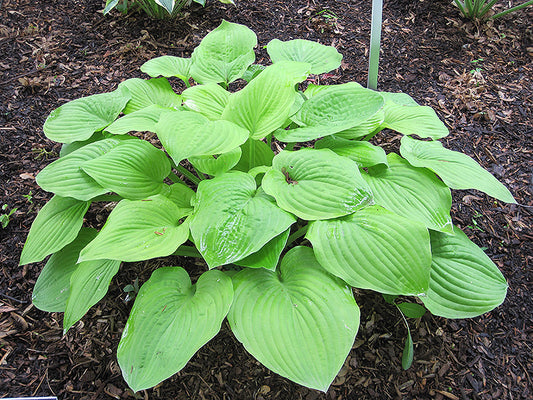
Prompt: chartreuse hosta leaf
<box><xmin>156</xmin><ymin>110</ymin><xmax>249</xmax><ymax>164</ymax></box>
<box><xmin>79</xmin><ymin>195</ymin><xmax>190</xmax><ymax>263</ymax></box>
<box><xmin>43</xmin><ymin>87</ymin><xmax>131</xmax><ymax>143</ymax></box>
<box><xmin>166</xmin><ymin>183</ymin><xmax>195</xmax><ymax>211</ymax></box>
<box><xmin>400</xmin><ymin>135</ymin><xmax>516</xmax><ymax>203</ymax></box>
<box><xmin>64</xmin><ymin>256</ymin><xmax>121</xmax><ymax>333</ymax></box>
<box><xmin>82</xmin><ymin>140</ymin><xmax>171</xmax><ymax>200</ymax></box>
<box><xmin>362</xmin><ymin>153</ymin><xmax>453</xmax><ymax>233</ymax></box>
<box><xmin>32</xmin><ymin>228</ymin><xmax>97</xmax><ymax>312</ymax></box>
<box><xmin>307</xmin><ymin>205</ymin><xmax>432</xmax><ymax>295</ymax></box>
<box><xmin>241</xmin><ymin>64</ymin><xmax>265</xmax><ymax>83</ymax></box>
<box><xmin>262</xmin><ymin>148</ymin><xmax>373</xmax><ymax>220</ymax></box>
<box><xmin>182</xmin><ymin>83</ymin><xmax>230</xmax><ymax>120</ymax></box>
<box><xmin>379</xmin><ymin>92</ymin><xmax>448</xmax><ymax>139</ymax></box>
<box><xmin>118</xmin><ymin>267</ymin><xmax>233</xmax><ymax>392</ymax></box>
<box><xmin>228</xmin><ymin>246</ymin><xmax>360</xmax><ymax>392</ymax></box>
<box><xmin>275</xmin><ymin>82</ymin><xmax>384</xmax><ymax>142</ymax></box>
<box><xmin>118</xmin><ymin>78</ymin><xmax>181</xmax><ymax>114</ymax></box>
<box><xmin>20</xmin><ymin>196</ymin><xmax>90</xmax><ymax>265</ymax></box>
<box><xmin>222</xmin><ymin>61</ymin><xmax>311</xmax><ymax>140</ymax></box>
<box><xmin>190</xmin><ymin>20</ymin><xmax>257</xmax><ymax>85</ymax></box>
<box><xmin>140</xmin><ymin>55</ymin><xmax>191</xmax><ymax>82</ymax></box>
<box><xmin>334</xmin><ymin>111</ymin><xmax>385</xmax><ymax>140</ymax></box>
<box><xmin>234</xmin><ymin>229</ymin><xmax>290</xmax><ymax>271</ymax></box>
<box><xmin>189</xmin><ymin>172</ymin><xmax>296</xmax><ymax>268</ymax></box>
<box><xmin>189</xmin><ymin>148</ymin><xmax>242</xmax><ymax>177</ymax></box>
<box><xmin>421</xmin><ymin>227</ymin><xmax>507</xmax><ymax>318</ymax></box>
<box><xmin>105</xmin><ymin>105</ymin><xmax>172</xmax><ymax>135</ymax></box>
<box><xmin>234</xmin><ymin>139</ymin><xmax>275</xmax><ymax>172</ymax></box>
<box><xmin>60</xmin><ymin>131</ymin><xmax>106</xmax><ymax>157</ymax></box>
<box><xmin>267</xmin><ymin>38</ymin><xmax>342</xmax><ymax>75</ymax></box>
<box><xmin>315</xmin><ymin>136</ymin><xmax>388</xmax><ymax>168</ymax></box>
<box><xmin>37</xmin><ymin>137</ymin><xmax>132</xmax><ymax>201</ymax></box>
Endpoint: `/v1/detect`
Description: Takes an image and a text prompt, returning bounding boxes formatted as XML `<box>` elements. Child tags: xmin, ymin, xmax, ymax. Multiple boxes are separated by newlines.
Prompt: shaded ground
<box><xmin>1</xmin><ymin>0</ymin><xmax>532</xmax><ymax>399</ymax></box>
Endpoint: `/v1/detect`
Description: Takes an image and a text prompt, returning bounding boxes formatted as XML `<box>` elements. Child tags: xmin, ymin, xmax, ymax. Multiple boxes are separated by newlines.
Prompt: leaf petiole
<box><xmin>287</xmin><ymin>224</ymin><xmax>309</xmax><ymax>246</ymax></box>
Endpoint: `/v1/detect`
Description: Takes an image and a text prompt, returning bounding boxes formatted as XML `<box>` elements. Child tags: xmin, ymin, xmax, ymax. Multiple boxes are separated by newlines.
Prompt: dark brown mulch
<box><xmin>1</xmin><ymin>0</ymin><xmax>532</xmax><ymax>399</ymax></box>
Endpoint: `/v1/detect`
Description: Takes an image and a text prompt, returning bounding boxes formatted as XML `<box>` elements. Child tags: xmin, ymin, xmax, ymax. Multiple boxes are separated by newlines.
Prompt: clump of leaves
<box><xmin>453</xmin><ymin>0</ymin><xmax>533</xmax><ymax>19</ymax></box>
<box><xmin>103</xmin><ymin>0</ymin><xmax>234</xmax><ymax>19</ymax></box>
<box><xmin>20</xmin><ymin>20</ymin><xmax>514</xmax><ymax>393</ymax></box>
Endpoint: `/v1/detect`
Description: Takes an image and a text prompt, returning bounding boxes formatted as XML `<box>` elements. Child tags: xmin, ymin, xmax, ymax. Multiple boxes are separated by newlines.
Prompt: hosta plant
<box><xmin>21</xmin><ymin>20</ymin><xmax>514</xmax><ymax>393</ymax></box>
<box><xmin>104</xmin><ymin>0</ymin><xmax>234</xmax><ymax>19</ymax></box>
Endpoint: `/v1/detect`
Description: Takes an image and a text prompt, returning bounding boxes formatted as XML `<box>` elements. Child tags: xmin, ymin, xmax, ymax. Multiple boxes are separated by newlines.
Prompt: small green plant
<box><xmin>1</xmin><ymin>204</ymin><xmax>17</xmax><ymax>228</ymax></box>
<box><xmin>103</xmin><ymin>0</ymin><xmax>234</xmax><ymax>19</ymax></box>
<box><xmin>453</xmin><ymin>0</ymin><xmax>533</xmax><ymax>19</ymax></box>
<box><xmin>20</xmin><ymin>21</ymin><xmax>514</xmax><ymax>393</ymax></box>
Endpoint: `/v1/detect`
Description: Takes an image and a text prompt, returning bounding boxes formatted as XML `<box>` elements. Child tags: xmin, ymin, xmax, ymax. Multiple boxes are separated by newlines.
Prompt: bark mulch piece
<box><xmin>1</xmin><ymin>0</ymin><xmax>531</xmax><ymax>399</ymax></box>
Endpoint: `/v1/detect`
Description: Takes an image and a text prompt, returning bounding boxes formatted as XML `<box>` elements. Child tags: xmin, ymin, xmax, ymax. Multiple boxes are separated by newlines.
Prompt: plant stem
<box><xmin>248</xmin><ymin>139</ymin><xmax>256</xmax><ymax>171</ymax></box>
<box><xmin>175</xmin><ymin>164</ymin><xmax>201</xmax><ymax>185</ymax></box>
<box><xmin>193</xmin><ymin>166</ymin><xmax>207</xmax><ymax>180</ymax></box>
<box><xmin>362</xmin><ymin>129</ymin><xmax>380</xmax><ymax>142</ymax></box>
<box><xmin>167</xmin><ymin>171</ymin><xmax>187</xmax><ymax>185</ymax></box>
<box><xmin>367</xmin><ymin>0</ymin><xmax>383</xmax><ymax>90</ymax></box>
<box><xmin>173</xmin><ymin>245</ymin><xmax>203</xmax><ymax>258</ymax></box>
<box><xmin>493</xmin><ymin>0</ymin><xmax>533</xmax><ymax>18</ymax></box>
<box><xmin>287</xmin><ymin>225</ymin><xmax>309</xmax><ymax>245</ymax></box>
<box><xmin>91</xmin><ymin>194</ymin><xmax>123</xmax><ymax>202</ymax></box>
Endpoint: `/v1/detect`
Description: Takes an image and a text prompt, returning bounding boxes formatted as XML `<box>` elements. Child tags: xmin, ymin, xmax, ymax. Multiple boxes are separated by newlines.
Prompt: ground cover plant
<box><xmin>19</xmin><ymin>19</ymin><xmax>516</xmax><ymax>394</ymax></box>
<box><xmin>453</xmin><ymin>0</ymin><xmax>533</xmax><ymax>19</ymax></box>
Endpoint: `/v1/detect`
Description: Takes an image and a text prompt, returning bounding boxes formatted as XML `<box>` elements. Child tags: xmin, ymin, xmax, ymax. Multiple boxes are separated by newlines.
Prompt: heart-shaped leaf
<box><xmin>189</xmin><ymin>172</ymin><xmax>296</xmax><ymax>268</ymax></box>
<box><xmin>275</xmin><ymin>83</ymin><xmax>384</xmax><ymax>142</ymax></box>
<box><xmin>362</xmin><ymin>153</ymin><xmax>453</xmax><ymax>233</ymax></box>
<box><xmin>222</xmin><ymin>61</ymin><xmax>311</xmax><ymax>140</ymax></box>
<box><xmin>79</xmin><ymin>195</ymin><xmax>190</xmax><ymax>262</ymax></box>
<box><xmin>380</xmin><ymin>92</ymin><xmax>448</xmax><ymax>139</ymax></box>
<box><xmin>267</xmin><ymin>38</ymin><xmax>342</xmax><ymax>75</ymax></box>
<box><xmin>228</xmin><ymin>246</ymin><xmax>360</xmax><ymax>392</ymax></box>
<box><xmin>315</xmin><ymin>136</ymin><xmax>388</xmax><ymax>168</ymax></box>
<box><xmin>36</xmin><ymin>137</ymin><xmax>131</xmax><ymax>201</ymax></box>
<box><xmin>118</xmin><ymin>78</ymin><xmax>181</xmax><ymax>114</ymax></box>
<box><xmin>182</xmin><ymin>83</ymin><xmax>230</xmax><ymax>120</ymax></box>
<box><xmin>262</xmin><ymin>148</ymin><xmax>373</xmax><ymax>220</ymax></box>
<box><xmin>140</xmin><ymin>56</ymin><xmax>191</xmax><ymax>83</ymax></box>
<box><xmin>156</xmin><ymin>110</ymin><xmax>249</xmax><ymax>164</ymax></box>
<box><xmin>118</xmin><ymin>267</ymin><xmax>233</xmax><ymax>392</ymax></box>
<box><xmin>32</xmin><ymin>228</ymin><xmax>97</xmax><ymax>312</ymax></box>
<box><xmin>43</xmin><ymin>87</ymin><xmax>131</xmax><ymax>143</ymax></box>
<box><xmin>190</xmin><ymin>20</ymin><xmax>257</xmax><ymax>85</ymax></box>
<box><xmin>20</xmin><ymin>196</ymin><xmax>90</xmax><ymax>265</ymax></box>
<box><xmin>307</xmin><ymin>205</ymin><xmax>432</xmax><ymax>295</ymax></box>
<box><xmin>400</xmin><ymin>135</ymin><xmax>515</xmax><ymax>203</ymax></box>
<box><xmin>420</xmin><ymin>227</ymin><xmax>508</xmax><ymax>318</ymax></box>
<box><xmin>82</xmin><ymin>140</ymin><xmax>171</xmax><ymax>200</ymax></box>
